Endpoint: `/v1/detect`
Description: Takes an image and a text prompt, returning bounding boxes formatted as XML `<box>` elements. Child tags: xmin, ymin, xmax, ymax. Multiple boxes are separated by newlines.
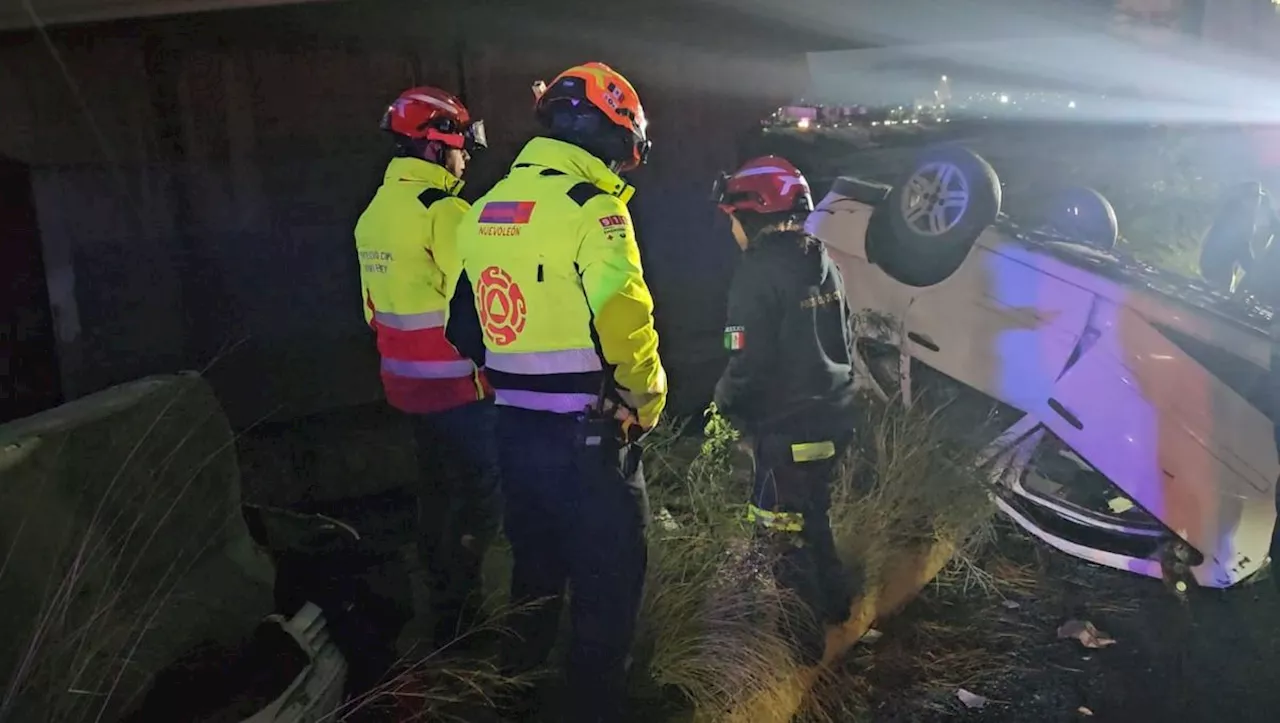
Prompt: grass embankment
<box><xmin>638</xmin><ymin>397</ymin><xmax>998</xmax><ymax>722</ymax></box>
<box><xmin>5</xmin><ymin>382</ymin><xmax>1026</xmax><ymax>723</ymax></box>
<box><xmin>376</xmin><ymin>393</ymin><xmax>1011</xmax><ymax>722</ymax></box>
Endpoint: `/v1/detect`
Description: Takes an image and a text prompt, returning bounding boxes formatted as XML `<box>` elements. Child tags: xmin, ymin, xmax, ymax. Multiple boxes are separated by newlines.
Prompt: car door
<box><xmin>904</xmin><ymin>235</ymin><xmax>1095</xmax><ymax>413</ymax></box>
<box><xmin>1035</xmin><ymin>299</ymin><xmax>1276</xmax><ymax>586</ymax></box>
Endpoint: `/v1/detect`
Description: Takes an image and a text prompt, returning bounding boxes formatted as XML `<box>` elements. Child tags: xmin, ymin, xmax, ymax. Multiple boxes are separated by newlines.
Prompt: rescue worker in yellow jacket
<box><xmin>454</xmin><ymin>62</ymin><xmax>665</xmax><ymax>723</ymax></box>
<box><xmin>354</xmin><ymin>86</ymin><xmax>500</xmax><ymax>652</ymax></box>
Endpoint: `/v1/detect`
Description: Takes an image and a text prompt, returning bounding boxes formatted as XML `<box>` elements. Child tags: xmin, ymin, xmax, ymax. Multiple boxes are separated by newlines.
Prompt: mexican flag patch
<box><xmin>724</xmin><ymin>325</ymin><xmax>746</xmax><ymax>351</ymax></box>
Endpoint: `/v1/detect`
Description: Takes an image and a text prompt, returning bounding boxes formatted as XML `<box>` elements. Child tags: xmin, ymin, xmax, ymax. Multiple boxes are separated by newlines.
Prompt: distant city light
<box><xmin>797</xmin><ymin>117</ymin><xmax>811</xmax><ymax>130</ymax></box>
<box><xmin>999</xmin><ymin>93</ymin><xmax>1010</xmax><ymax>104</ymax></box>
<box><xmin>1068</xmin><ymin>100</ymin><xmax>1077</xmax><ymax>109</ymax></box>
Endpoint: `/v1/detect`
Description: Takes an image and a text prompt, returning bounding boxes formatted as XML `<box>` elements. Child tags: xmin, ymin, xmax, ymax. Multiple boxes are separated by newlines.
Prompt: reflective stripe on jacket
<box><xmin>455</xmin><ymin>138</ymin><xmax>667</xmax><ymax>427</ymax></box>
<box><xmin>355</xmin><ymin>157</ymin><xmax>490</xmax><ymax>414</ymax></box>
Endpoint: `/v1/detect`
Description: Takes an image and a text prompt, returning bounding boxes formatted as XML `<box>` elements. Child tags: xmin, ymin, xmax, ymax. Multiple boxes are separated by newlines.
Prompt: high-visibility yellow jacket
<box><xmin>455</xmin><ymin>137</ymin><xmax>667</xmax><ymax>427</ymax></box>
<box><xmin>354</xmin><ymin>157</ymin><xmax>490</xmax><ymax>414</ymax></box>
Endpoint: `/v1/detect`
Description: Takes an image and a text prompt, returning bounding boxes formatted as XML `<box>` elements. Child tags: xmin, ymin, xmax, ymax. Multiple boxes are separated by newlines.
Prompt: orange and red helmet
<box><xmin>534</xmin><ymin>62</ymin><xmax>651</xmax><ymax>172</ymax></box>
<box><xmin>380</xmin><ymin>86</ymin><xmax>487</xmax><ymax>154</ymax></box>
<box><xmin>713</xmin><ymin>156</ymin><xmax>813</xmax><ymax>215</ymax></box>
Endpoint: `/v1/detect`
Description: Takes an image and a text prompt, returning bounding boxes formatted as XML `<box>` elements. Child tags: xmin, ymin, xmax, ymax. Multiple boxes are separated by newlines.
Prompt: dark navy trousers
<box><xmin>494</xmin><ymin>405</ymin><xmax>649</xmax><ymax>723</ymax></box>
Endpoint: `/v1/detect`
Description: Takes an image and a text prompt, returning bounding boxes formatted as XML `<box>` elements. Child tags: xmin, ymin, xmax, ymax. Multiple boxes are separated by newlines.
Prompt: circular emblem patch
<box><xmin>477</xmin><ymin>266</ymin><xmax>527</xmax><ymax>346</ymax></box>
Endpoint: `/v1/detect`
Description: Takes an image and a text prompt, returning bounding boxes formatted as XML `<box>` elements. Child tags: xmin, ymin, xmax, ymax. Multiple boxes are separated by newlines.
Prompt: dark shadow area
<box><xmin>0</xmin><ymin>155</ymin><xmax>61</xmax><ymax>423</ymax></box>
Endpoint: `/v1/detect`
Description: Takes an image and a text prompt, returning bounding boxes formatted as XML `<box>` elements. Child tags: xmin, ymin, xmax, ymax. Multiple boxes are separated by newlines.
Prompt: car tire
<box><xmin>874</xmin><ymin>145</ymin><xmax>1002</xmax><ymax>287</ymax></box>
<box><xmin>1033</xmin><ymin>185</ymin><xmax>1118</xmax><ymax>252</ymax></box>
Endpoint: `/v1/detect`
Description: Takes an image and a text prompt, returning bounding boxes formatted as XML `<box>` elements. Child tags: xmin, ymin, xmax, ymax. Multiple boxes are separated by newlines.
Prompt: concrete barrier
<box><xmin>0</xmin><ymin>372</ymin><xmax>273</xmax><ymax>722</ymax></box>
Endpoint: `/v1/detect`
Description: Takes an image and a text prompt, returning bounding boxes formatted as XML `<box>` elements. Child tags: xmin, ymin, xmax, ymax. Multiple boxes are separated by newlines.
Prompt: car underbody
<box><xmin>806</xmin><ymin>149</ymin><xmax>1279</xmax><ymax>590</ymax></box>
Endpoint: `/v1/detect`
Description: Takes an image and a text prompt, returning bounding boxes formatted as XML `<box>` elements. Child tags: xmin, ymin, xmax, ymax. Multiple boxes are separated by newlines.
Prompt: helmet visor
<box><xmin>712</xmin><ymin>171</ymin><xmax>743</xmax><ymax>214</ymax></box>
<box><xmin>711</xmin><ymin>171</ymin><xmax>732</xmax><ymax>205</ymax></box>
<box><xmin>636</xmin><ymin>138</ymin><xmax>652</xmax><ymax>168</ymax></box>
<box><xmin>464</xmin><ymin>119</ymin><xmax>488</xmax><ymax>153</ymax></box>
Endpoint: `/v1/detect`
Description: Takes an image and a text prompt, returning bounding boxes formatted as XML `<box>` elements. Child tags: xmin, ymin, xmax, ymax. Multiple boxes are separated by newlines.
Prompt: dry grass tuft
<box><xmin>935</xmin><ymin>522</ymin><xmax>1045</xmax><ymax>604</ymax></box>
<box><xmin>859</xmin><ymin>608</ymin><xmax>1035</xmax><ymax>708</ymax></box>
<box><xmin>345</xmin><ymin>660</ymin><xmax>521</xmax><ymax>723</ymax></box>
<box><xmin>340</xmin><ymin>606</ymin><xmax>535</xmax><ymax>722</ymax></box>
<box><xmin>639</xmin><ymin>393</ymin><xmax>1008</xmax><ymax>722</ymax></box>
<box><xmin>983</xmin><ymin>554</ymin><xmax>1044</xmax><ymax>600</ymax></box>
<box><xmin>829</xmin><ymin>394</ymin><xmax>998</xmax><ymax>594</ymax></box>
<box><xmin>637</xmin><ymin>416</ymin><xmax>818</xmax><ymax>721</ymax></box>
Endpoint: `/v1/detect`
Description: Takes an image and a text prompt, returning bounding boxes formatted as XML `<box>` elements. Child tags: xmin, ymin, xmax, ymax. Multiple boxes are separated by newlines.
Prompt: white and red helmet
<box><xmin>380</xmin><ymin>86</ymin><xmax>487</xmax><ymax>154</ymax></box>
<box><xmin>712</xmin><ymin>156</ymin><xmax>813</xmax><ymax>215</ymax></box>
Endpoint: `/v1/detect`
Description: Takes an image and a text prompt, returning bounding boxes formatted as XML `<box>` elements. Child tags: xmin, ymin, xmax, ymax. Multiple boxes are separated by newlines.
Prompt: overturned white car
<box><xmin>805</xmin><ymin>144</ymin><xmax>1279</xmax><ymax>590</ymax></box>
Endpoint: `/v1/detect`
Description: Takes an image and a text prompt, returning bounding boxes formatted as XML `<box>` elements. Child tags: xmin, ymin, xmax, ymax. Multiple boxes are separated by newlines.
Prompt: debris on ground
<box><xmin>1001</xmin><ymin>599</ymin><xmax>1021</xmax><ymax>609</ymax></box>
<box><xmin>1078</xmin><ymin>706</ymin><xmax>1095</xmax><ymax>716</ymax></box>
<box><xmin>1107</xmin><ymin>497</ymin><xmax>1136</xmax><ymax>514</ymax></box>
<box><xmin>956</xmin><ymin>688</ymin><xmax>989</xmax><ymax>710</ymax></box>
<box><xmin>859</xmin><ymin>628</ymin><xmax>884</xmax><ymax>645</ymax></box>
<box><xmin>655</xmin><ymin>507</ymin><xmax>680</xmax><ymax>531</ymax></box>
<box><xmin>1057</xmin><ymin>620</ymin><xmax>1117</xmax><ymax>649</ymax></box>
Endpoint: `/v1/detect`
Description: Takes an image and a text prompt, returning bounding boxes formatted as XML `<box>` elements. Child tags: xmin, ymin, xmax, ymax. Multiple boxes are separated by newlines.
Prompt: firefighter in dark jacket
<box><xmin>711</xmin><ymin>156</ymin><xmax>859</xmax><ymax>661</ymax></box>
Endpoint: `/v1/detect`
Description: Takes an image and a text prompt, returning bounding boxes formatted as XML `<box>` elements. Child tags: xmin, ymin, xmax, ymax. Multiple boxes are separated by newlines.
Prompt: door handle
<box><xmin>1047</xmin><ymin>398</ymin><xmax>1084</xmax><ymax>430</ymax></box>
<box><xmin>907</xmin><ymin>332</ymin><xmax>940</xmax><ymax>352</ymax></box>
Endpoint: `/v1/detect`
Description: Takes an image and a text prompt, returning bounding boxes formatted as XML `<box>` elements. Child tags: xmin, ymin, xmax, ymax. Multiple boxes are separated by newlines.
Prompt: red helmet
<box><xmin>380</xmin><ymin>86</ymin><xmax>487</xmax><ymax>153</ymax></box>
<box><xmin>712</xmin><ymin>156</ymin><xmax>813</xmax><ymax>215</ymax></box>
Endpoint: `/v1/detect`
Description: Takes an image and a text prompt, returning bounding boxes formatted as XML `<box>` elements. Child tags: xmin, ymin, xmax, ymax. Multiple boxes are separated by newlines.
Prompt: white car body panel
<box><xmin>807</xmin><ymin>188</ymin><xmax>1279</xmax><ymax>588</ymax></box>
<box><xmin>905</xmin><ymin>228</ymin><xmax>1095</xmax><ymax>413</ymax></box>
<box><xmin>817</xmin><ymin>203</ymin><xmax>917</xmax><ymax>327</ymax></box>
<box><xmin>242</xmin><ymin>603</ymin><xmax>347</xmax><ymax>723</ymax></box>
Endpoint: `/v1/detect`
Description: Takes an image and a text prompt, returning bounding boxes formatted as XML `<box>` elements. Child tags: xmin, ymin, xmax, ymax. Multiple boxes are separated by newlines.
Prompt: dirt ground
<box><xmin>864</xmin><ymin>523</ymin><xmax>1280</xmax><ymax>723</ymax></box>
